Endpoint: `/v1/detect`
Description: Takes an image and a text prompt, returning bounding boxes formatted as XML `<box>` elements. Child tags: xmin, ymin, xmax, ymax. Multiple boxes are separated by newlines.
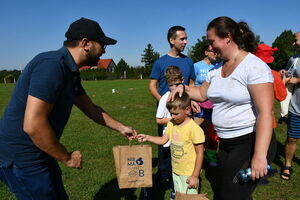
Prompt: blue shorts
<box><xmin>0</xmin><ymin>158</ymin><xmax>68</xmax><ymax>200</ymax></box>
<box><xmin>287</xmin><ymin>112</ymin><xmax>300</xmax><ymax>138</ymax></box>
<box><xmin>194</xmin><ymin>107</ymin><xmax>212</xmax><ymax>120</ymax></box>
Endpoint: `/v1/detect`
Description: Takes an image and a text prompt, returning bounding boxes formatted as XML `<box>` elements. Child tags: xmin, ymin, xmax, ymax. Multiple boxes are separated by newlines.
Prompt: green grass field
<box><xmin>0</xmin><ymin>80</ymin><xmax>299</xmax><ymax>200</ymax></box>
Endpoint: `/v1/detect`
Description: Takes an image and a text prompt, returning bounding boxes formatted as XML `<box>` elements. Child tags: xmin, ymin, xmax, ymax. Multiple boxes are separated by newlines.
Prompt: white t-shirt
<box><xmin>156</xmin><ymin>91</ymin><xmax>171</xmax><ymax>147</ymax></box>
<box><xmin>206</xmin><ymin>53</ymin><xmax>273</xmax><ymax>139</ymax></box>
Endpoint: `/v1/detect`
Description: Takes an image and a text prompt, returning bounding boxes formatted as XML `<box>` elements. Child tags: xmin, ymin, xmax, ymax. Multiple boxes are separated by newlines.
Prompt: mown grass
<box><xmin>0</xmin><ymin>80</ymin><xmax>299</xmax><ymax>200</ymax></box>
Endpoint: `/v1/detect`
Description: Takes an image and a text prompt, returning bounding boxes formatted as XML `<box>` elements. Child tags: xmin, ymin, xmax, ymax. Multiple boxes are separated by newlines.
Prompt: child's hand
<box><xmin>137</xmin><ymin>134</ymin><xmax>148</xmax><ymax>143</ymax></box>
<box><xmin>186</xmin><ymin>176</ymin><xmax>199</xmax><ymax>189</ymax></box>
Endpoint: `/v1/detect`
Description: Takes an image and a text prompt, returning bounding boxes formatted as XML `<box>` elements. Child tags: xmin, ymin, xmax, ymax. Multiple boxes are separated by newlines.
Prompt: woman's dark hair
<box><xmin>207</xmin><ymin>16</ymin><xmax>256</xmax><ymax>52</ymax></box>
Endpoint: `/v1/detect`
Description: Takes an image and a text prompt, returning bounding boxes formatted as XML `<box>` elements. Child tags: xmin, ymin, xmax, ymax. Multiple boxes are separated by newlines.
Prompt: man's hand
<box><xmin>186</xmin><ymin>176</ymin><xmax>199</xmax><ymax>189</ymax></box>
<box><xmin>64</xmin><ymin>150</ymin><xmax>83</xmax><ymax>169</ymax></box>
<box><xmin>120</xmin><ymin>126</ymin><xmax>137</xmax><ymax>140</ymax></box>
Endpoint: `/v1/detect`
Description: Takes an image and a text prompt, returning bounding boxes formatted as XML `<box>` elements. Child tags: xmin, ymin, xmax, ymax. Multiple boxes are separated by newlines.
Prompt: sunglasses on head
<box><xmin>168</xmin><ymin>83</ymin><xmax>182</xmax><ymax>87</ymax></box>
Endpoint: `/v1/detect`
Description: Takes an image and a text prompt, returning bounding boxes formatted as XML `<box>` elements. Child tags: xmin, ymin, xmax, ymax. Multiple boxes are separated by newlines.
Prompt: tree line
<box><xmin>0</xmin><ymin>29</ymin><xmax>298</xmax><ymax>83</ymax></box>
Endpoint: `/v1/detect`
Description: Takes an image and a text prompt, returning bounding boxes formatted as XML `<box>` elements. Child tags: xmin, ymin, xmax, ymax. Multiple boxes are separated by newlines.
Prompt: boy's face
<box><xmin>168</xmin><ymin>80</ymin><xmax>182</xmax><ymax>91</ymax></box>
<box><xmin>169</xmin><ymin>106</ymin><xmax>190</xmax><ymax>125</ymax></box>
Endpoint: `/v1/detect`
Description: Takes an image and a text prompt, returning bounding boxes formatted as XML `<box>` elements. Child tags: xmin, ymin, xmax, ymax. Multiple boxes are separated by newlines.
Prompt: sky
<box><xmin>0</xmin><ymin>0</ymin><xmax>299</xmax><ymax>70</ymax></box>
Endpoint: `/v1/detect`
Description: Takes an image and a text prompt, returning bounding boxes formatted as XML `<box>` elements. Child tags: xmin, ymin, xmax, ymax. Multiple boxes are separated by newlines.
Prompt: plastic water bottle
<box><xmin>237</xmin><ymin>165</ymin><xmax>271</xmax><ymax>182</ymax></box>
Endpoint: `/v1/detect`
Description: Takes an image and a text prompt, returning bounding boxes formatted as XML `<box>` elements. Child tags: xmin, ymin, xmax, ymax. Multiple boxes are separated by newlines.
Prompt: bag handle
<box><xmin>185</xmin><ymin>186</ymin><xmax>195</xmax><ymax>194</ymax></box>
<box><xmin>287</xmin><ymin>57</ymin><xmax>299</xmax><ymax>72</ymax></box>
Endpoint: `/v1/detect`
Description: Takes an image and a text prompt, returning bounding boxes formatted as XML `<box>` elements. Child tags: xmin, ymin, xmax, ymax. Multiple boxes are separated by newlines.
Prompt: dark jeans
<box><xmin>0</xmin><ymin>158</ymin><xmax>68</xmax><ymax>200</ymax></box>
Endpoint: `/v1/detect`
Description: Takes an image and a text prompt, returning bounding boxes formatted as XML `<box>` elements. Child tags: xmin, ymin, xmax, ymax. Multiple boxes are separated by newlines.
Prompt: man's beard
<box><xmin>85</xmin><ymin>52</ymin><xmax>100</xmax><ymax>66</ymax></box>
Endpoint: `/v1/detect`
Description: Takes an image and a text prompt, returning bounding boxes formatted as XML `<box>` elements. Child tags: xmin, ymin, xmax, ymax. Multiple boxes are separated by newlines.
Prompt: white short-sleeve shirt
<box><xmin>206</xmin><ymin>53</ymin><xmax>273</xmax><ymax>139</ymax></box>
<box><xmin>156</xmin><ymin>91</ymin><xmax>171</xmax><ymax>147</ymax></box>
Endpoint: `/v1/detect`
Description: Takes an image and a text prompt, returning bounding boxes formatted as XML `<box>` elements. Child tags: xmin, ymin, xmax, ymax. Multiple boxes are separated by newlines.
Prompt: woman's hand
<box><xmin>250</xmin><ymin>154</ymin><xmax>268</xmax><ymax>180</ymax></box>
<box><xmin>168</xmin><ymin>84</ymin><xmax>185</xmax><ymax>102</ymax></box>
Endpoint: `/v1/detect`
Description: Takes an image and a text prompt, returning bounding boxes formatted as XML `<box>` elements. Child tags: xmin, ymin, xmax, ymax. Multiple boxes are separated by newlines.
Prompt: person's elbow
<box><xmin>156</xmin><ymin>118</ymin><xmax>164</xmax><ymax>124</ymax></box>
<box><xmin>23</xmin><ymin>119</ymin><xmax>36</xmax><ymax>136</ymax></box>
<box><xmin>23</xmin><ymin>116</ymin><xmax>45</xmax><ymax>137</ymax></box>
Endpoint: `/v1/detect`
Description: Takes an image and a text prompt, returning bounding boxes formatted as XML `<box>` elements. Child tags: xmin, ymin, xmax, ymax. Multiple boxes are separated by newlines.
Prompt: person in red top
<box><xmin>254</xmin><ymin>44</ymin><xmax>288</xmax><ymax>125</ymax></box>
<box><xmin>253</xmin><ymin>43</ymin><xmax>288</xmax><ymax>184</ymax></box>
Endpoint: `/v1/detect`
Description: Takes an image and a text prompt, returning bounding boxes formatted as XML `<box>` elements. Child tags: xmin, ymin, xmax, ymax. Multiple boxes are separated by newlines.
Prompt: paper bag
<box><xmin>113</xmin><ymin>145</ymin><xmax>152</xmax><ymax>189</ymax></box>
<box><xmin>175</xmin><ymin>192</ymin><xmax>209</xmax><ymax>200</ymax></box>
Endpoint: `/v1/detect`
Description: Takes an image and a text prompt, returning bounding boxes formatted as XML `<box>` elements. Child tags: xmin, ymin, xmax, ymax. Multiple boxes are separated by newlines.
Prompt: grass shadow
<box><xmin>94</xmin><ymin>158</ymin><xmax>162</xmax><ymax>200</ymax></box>
<box><xmin>203</xmin><ymin>163</ymin><xmax>222</xmax><ymax>200</ymax></box>
<box><xmin>93</xmin><ymin>178</ymin><xmax>138</xmax><ymax>200</ymax></box>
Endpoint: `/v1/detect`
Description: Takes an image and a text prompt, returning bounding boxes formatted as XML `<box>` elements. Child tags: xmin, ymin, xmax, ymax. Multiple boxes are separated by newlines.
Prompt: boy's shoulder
<box><xmin>188</xmin><ymin>120</ymin><xmax>205</xmax><ymax>134</ymax></box>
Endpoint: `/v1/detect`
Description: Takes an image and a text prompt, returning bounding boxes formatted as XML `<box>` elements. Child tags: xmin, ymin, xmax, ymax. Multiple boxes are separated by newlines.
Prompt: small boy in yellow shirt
<box><xmin>138</xmin><ymin>92</ymin><xmax>205</xmax><ymax>194</ymax></box>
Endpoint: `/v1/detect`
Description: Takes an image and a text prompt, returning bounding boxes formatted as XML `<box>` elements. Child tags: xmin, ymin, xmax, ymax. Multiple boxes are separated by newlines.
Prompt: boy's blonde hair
<box><xmin>166</xmin><ymin>92</ymin><xmax>190</xmax><ymax>110</ymax></box>
<box><xmin>165</xmin><ymin>66</ymin><xmax>183</xmax><ymax>83</ymax></box>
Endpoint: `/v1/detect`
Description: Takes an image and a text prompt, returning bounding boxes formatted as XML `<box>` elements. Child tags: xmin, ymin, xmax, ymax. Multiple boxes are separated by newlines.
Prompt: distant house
<box><xmin>79</xmin><ymin>59</ymin><xmax>116</xmax><ymax>72</ymax></box>
<box><xmin>79</xmin><ymin>66</ymin><xmax>91</xmax><ymax>71</ymax></box>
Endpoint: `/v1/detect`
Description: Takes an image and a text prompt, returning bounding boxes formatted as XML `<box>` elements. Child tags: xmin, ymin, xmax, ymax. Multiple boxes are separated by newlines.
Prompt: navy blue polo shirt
<box><xmin>0</xmin><ymin>47</ymin><xmax>85</xmax><ymax>168</ymax></box>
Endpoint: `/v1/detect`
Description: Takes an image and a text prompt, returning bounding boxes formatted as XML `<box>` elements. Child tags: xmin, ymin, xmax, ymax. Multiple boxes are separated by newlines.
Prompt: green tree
<box><xmin>272</xmin><ymin>30</ymin><xmax>297</xmax><ymax>71</ymax></box>
<box><xmin>141</xmin><ymin>43</ymin><xmax>160</xmax><ymax>76</ymax></box>
<box><xmin>114</xmin><ymin>58</ymin><xmax>130</xmax><ymax>78</ymax></box>
<box><xmin>187</xmin><ymin>36</ymin><xmax>208</xmax><ymax>63</ymax></box>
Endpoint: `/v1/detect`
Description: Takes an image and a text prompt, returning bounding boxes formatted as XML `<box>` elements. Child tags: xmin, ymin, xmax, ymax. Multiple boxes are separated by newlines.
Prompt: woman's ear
<box><xmin>226</xmin><ymin>33</ymin><xmax>232</xmax><ymax>44</ymax></box>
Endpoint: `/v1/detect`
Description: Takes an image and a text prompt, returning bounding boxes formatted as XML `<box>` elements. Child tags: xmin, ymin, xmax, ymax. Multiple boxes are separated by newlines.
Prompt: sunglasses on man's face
<box><xmin>95</xmin><ymin>40</ymin><xmax>107</xmax><ymax>50</ymax></box>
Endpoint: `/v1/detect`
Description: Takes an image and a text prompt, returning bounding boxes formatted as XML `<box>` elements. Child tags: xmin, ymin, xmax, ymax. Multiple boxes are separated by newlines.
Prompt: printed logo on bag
<box><xmin>127</xmin><ymin>157</ymin><xmax>145</xmax><ymax>177</ymax></box>
<box><xmin>128</xmin><ymin>170</ymin><xmax>138</xmax><ymax>177</ymax></box>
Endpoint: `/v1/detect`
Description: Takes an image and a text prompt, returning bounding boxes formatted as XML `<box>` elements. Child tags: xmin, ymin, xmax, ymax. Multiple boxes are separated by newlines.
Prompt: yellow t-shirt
<box><xmin>165</xmin><ymin>119</ymin><xmax>205</xmax><ymax>176</ymax></box>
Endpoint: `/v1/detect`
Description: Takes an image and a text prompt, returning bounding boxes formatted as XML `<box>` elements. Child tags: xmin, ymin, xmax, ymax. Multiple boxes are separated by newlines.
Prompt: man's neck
<box><xmin>66</xmin><ymin>47</ymin><xmax>83</xmax><ymax>68</ymax></box>
<box><xmin>168</xmin><ymin>48</ymin><xmax>182</xmax><ymax>58</ymax></box>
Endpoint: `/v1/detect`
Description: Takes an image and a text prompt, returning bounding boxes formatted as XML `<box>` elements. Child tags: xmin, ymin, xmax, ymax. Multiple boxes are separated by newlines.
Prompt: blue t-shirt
<box><xmin>150</xmin><ymin>54</ymin><xmax>195</xmax><ymax>96</ymax></box>
<box><xmin>194</xmin><ymin>60</ymin><xmax>220</xmax><ymax>86</ymax></box>
<box><xmin>0</xmin><ymin>47</ymin><xmax>86</xmax><ymax>168</ymax></box>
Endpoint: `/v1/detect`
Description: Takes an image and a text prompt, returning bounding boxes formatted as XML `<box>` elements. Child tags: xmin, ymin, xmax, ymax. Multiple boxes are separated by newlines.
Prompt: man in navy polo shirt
<box><xmin>0</xmin><ymin>18</ymin><xmax>137</xmax><ymax>200</ymax></box>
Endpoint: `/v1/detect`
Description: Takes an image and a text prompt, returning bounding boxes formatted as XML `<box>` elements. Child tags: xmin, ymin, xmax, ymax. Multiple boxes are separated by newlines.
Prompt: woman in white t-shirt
<box><xmin>169</xmin><ymin>16</ymin><xmax>276</xmax><ymax>200</ymax></box>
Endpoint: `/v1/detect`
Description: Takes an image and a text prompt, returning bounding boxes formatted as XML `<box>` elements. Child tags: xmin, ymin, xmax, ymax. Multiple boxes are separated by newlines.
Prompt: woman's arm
<box><xmin>169</xmin><ymin>81</ymin><xmax>209</xmax><ymax>102</ymax></box>
<box><xmin>248</xmin><ymin>82</ymin><xmax>274</xmax><ymax>180</ymax></box>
